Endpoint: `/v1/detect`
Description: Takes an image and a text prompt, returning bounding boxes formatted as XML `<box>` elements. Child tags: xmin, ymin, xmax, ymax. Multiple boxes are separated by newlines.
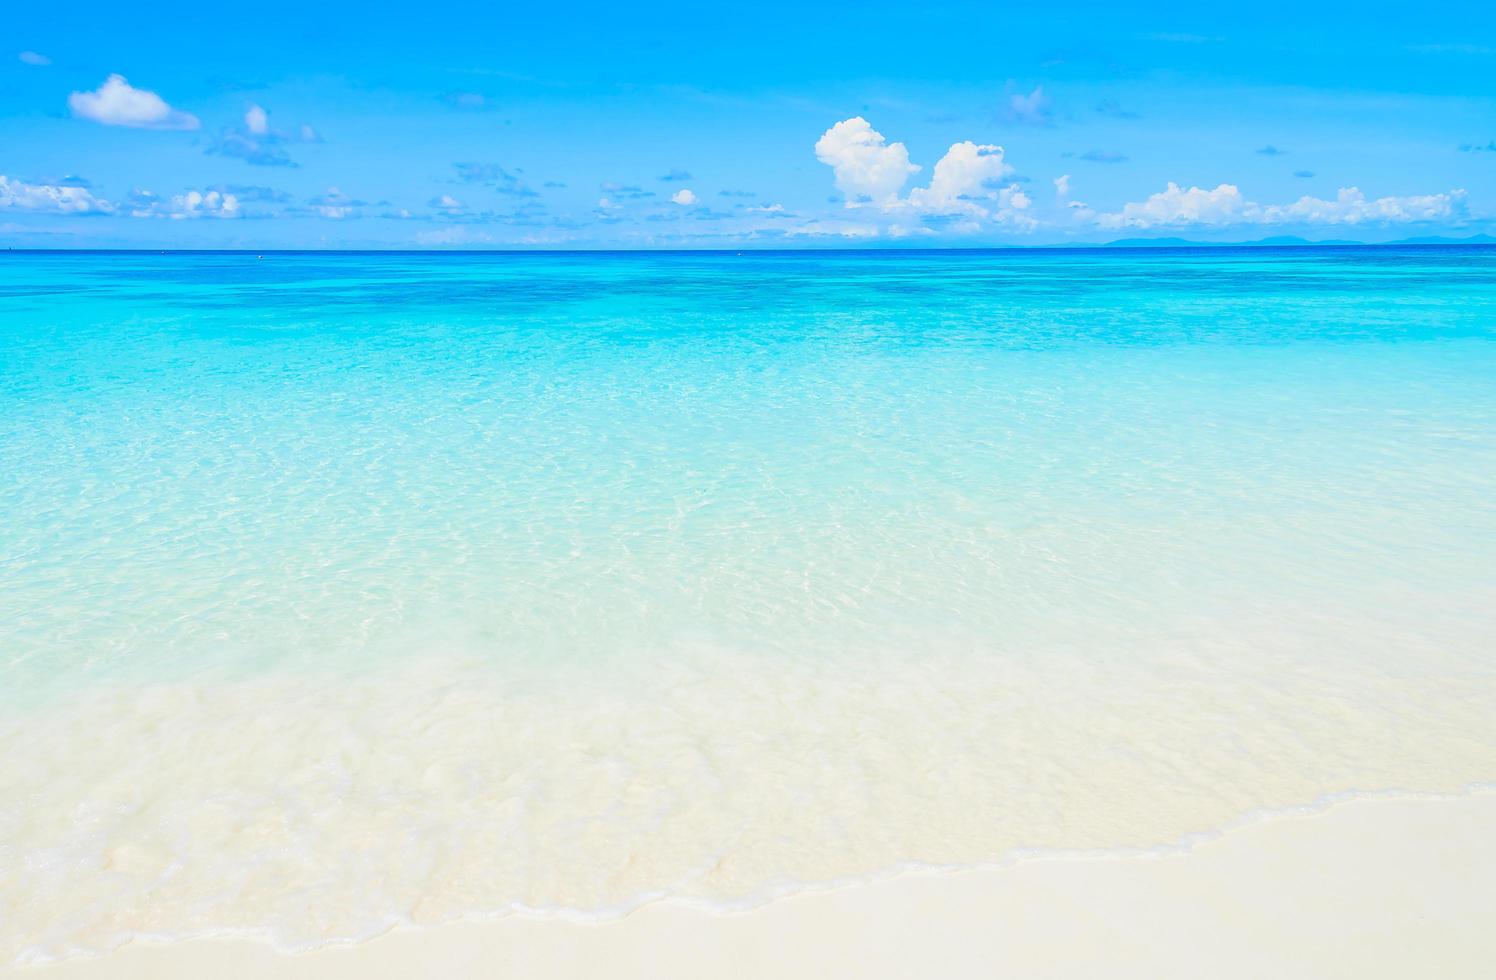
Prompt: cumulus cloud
<box><xmin>19</xmin><ymin>51</ymin><xmax>51</xmax><ymax>66</ymax></box>
<box><xmin>814</xmin><ymin>117</ymin><xmax>920</xmax><ymax>204</ymax></box>
<box><xmin>0</xmin><ymin>175</ymin><xmax>114</xmax><ymax>214</ymax></box>
<box><xmin>1097</xmin><ymin>182</ymin><xmax>1249</xmax><ymax>229</ymax></box>
<box><xmin>167</xmin><ymin>189</ymin><xmax>240</xmax><ymax>219</ymax></box>
<box><xmin>1266</xmin><ymin>187</ymin><xmax>1465</xmax><ymax>225</ymax></box>
<box><xmin>124</xmin><ymin>187</ymin><xmax>240</xmax><ymax>219</ymax></box>
<box><xmin>68</xmin><ymin>74</ymin><xmax>199</xmax><ymax>130</ymax></box>
<box><xmin>906</xmin><ymin>141</ymin><xmax>1014</xmax><ymax>214</ymax></box>
<box><xmin>815</xmin><ymin>119</ymin><xmax>1035</xmax><ymax>231</ymax></box>
<box><xmin>670</xmin><ymin>188</ymin><xmax>697</xmax><ymax>205</ymax></box>
<box><xmin>1097</xmin><ymin>182</ymin><xmax>1467</xmax><ymax>229</ymax></box>
<box><xmin>1054</xmin><ymin>174</ymin><xmax>1071</xmax><ymax>196</ymax></box>
<box><xmin>430</xmin><ymin>194</ymin><xmax>465</xmax><ymax>212</ymax></box>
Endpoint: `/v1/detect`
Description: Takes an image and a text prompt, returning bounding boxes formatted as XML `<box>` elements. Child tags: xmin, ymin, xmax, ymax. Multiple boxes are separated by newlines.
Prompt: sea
<box><xmin>3</xmin><ymin>247</ymin><xmax>1494</xmax><ymax>961</ymax></box>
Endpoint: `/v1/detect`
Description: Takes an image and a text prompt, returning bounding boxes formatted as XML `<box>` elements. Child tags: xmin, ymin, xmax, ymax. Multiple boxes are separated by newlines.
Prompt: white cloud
<box><xmin>1097</xmin><ymin>182</ymin><xmax>1468</xmax><ymax>229</ymax></box>
<box><xmin>1262</xmin><ymin>187</ymin><xmax>1466</xmax><ymax>225</ymax></box>
<box><xmin>167</xmin><ymin>190</ymin><xmax>240</xmax><ymax>219</ymax></box>
<box><xmin>814</xmin><ymin>117</ymin><xmax>920</xmax><ymax>204</ymax></box>
<box><xmin>1097</xmin><ymin>182</ymin><xmax>1251</xmax><ymax>229</ymax></box>
<box><xmin>814</xmin><ymin>120</ymin><xmax>1038</xmax><ymax>231</ymax></box>
<box><xmin>245</xmin><ymin>105</ymin><xmax>269</xmax><ymax>135</ymax></box>
<box><xmin>906</xmin><ymin>141</ymin><xmax>1013</xmax><ymax>216</ymax></box>
<box><xmin>68</xmin><ymin>74</ymin><xmax>199</xmax><ymax>130</ymax></box>
<box><xmin>1054</xmin><ymin>174</ymin><xmax>1070</xmax><ymax>196</ymax></box>
<box><xmin>19</xmin><ymin>51</ymin><xmax>51</xmax><ymax>66</ymax></box>
<box><xmin>430</xmin><ymin>194</ymin><xmax>464</xmax><ymax>211</ymax></box>
<box><xmin>124</xmin><ymin>187</ymin><xmax>240</xmax><ymax>220</ymax></box>
<box><xmin>670</xmin><ymin>188</ymin><xmax>697</xmax><ymax>205</ymax></box>
<box><xmin>0</xmin><ymin>175</ymin><xmax>114</xmax><ymax>214</ymax></box>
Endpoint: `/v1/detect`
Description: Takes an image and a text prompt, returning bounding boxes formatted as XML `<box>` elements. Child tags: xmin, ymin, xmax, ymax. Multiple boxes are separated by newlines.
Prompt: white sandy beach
<box><xmin>12</xmin><ymin>791</ymin><xmax>1494</xmax><ymax>979</ymax></box>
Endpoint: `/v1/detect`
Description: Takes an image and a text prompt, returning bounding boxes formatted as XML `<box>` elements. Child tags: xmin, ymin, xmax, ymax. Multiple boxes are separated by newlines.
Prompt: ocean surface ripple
<box><xmin>2</xmin><ymin>248</ymin><xmax>1495</xmax><ymax>962</ymax></box>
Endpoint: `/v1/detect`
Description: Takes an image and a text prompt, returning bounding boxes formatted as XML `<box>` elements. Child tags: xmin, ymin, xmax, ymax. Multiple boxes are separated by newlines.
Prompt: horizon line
<box><xmin>5</xmin><ymin>241</ymin><xmax>1496</xmax><ymax>257</ymax></box>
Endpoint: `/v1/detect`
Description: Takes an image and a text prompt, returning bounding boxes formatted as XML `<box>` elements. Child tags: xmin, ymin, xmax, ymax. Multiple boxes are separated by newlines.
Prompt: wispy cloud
<box><xmin>1078</xmin><ymin>149</ymin><xmax>1128</xmax><ymax>164</ymax></box>
<box><xmin>1144</xmin><ymin>33</ymin><xmax>1221</xmax><ymax>43</ymax></box>
<box><xmin>451</xmin><ymin>163</ymin><xmax>539</xmax><ymax>196</ymax></box>
<box><xmin>997</xmin><ymin>85</ymin><xmax>1054</xmax><ymax>127</ymax></box>
<box><xmin>217</xmin><ymin>184</ymin><xmax>292</xmax><ymax>204</ymax></box>
<box><xmin>416</xmin><ymin>226</ymin><xmax>495</xmax><ymax>245</ymax></box>
<box><xmin>1407</xmin><ymin>43</ymin><xmax>1495</xmax><ymax>55</ymax></box>
<box><xmin>443</xmin><ymin>91</ymin><xmax>496</xmax><ymax>110</ymax></box>
<box><xmin>304</xmin><ymin>187</ymin><xmax>369</xmax><ymax>220</ymax></box>
<box><xmin>1459</xmin><ymin>141</ymin><xmax>1496</xmax><ymax>153</ymax></box>
<box><xmin>599</xmin><ymin>181</ymin><xmax>656</xmax><ymax>200</ymax></box>
<box><xmin>207</xmin><ymin>106</ymin><xmax>320</xmax><ymax>167</ymax></box>
<box><xmin>18</xmin><ymin>50</ymin><xmax>50</xmax><ymax>66</ymax></box>
<box><xmin>1095</xmin><ymin>99</ymin><xmax>1140</xmax><ymax>120</ymax></box>
<box><xmin>1255</xmin><ymin>145</ymin><xmax>1287</xmax><ymax>156</ymax></box>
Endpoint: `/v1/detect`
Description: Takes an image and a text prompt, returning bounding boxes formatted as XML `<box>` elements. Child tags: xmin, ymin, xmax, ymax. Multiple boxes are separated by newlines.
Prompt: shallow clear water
<box><xmin>3</xmin><ymin>248</ymin><xmax>1495</xmax><ymax>961</ymax></box>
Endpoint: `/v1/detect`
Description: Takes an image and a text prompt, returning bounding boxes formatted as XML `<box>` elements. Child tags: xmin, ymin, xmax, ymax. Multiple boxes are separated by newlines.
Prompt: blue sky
<box><xmin>3</xmin><ymin>0</ymin><xmax>1494</xmax><ymax>248</ymax></box>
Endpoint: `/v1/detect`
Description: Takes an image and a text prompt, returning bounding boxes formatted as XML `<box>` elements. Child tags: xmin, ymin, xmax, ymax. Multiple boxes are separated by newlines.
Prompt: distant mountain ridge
<box><xmin>1099</xmin><ymin>233</ymin><xmax>1496</xmax><ymax>248</ymax></box>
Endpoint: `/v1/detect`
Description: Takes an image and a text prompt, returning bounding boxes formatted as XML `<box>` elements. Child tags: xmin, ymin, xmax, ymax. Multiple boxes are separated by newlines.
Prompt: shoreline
<box><xmin>12</xmin><ymin>789</ymin><xmax>1496</xmax><ymax>978</ymax></box>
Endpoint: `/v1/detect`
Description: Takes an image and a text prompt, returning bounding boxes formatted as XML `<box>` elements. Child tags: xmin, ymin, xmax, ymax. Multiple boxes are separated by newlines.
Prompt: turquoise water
<box><xmin>3</xmin><ymin>248</ymin><xmax>1496</xmax><ymax>960</ymax></box>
